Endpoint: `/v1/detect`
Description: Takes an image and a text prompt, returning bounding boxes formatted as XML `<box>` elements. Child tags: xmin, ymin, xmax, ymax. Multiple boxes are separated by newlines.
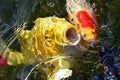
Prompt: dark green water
<box><xmin>0</xmin><ymin>0</ymin><xmax>120</xmax><ymax>80</ymax></box>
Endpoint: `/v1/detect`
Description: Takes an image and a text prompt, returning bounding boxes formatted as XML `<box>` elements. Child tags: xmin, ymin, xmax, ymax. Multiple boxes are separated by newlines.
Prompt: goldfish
<box><xmin>66</xmin><ymin>0</ymin><xmax>99</xmax><ymax>42</ymax></box>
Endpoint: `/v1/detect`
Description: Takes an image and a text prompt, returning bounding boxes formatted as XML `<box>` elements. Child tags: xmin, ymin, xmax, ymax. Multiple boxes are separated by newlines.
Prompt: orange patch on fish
<box><xmin>76</xmin><ymin>11</ymin><xmax>95</xmax><ymax>29</ymax></box>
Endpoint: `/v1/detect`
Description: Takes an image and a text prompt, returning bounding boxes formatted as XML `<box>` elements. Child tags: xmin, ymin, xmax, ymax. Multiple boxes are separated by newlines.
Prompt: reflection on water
<box><xmin>0</xmin><ymin>0</ymin><xmax>120</xmax><ymax>80</ymax></box>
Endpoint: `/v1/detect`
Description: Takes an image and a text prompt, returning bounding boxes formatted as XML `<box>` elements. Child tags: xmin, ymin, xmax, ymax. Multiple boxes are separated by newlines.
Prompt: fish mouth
<box><xmin>66</xmin><ymin>28</ymin><xmax>80</xmax><ymax>45</ymax></box>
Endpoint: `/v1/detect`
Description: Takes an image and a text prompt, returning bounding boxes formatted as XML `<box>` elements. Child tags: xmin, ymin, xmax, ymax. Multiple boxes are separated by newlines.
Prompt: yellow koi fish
<box><xmin>0</xmin><ymin>16</ymin><xmax>81</xmax><ymax>79</ymax></box>
<box><xmin>0</xmin><ymin>16</ymin><xmax>80</xmax><ymax>66</ymax></box>
<box><xmin>66</xmin><ymin>0</ymin><xmax>99</xmax><ymax>42</ymax></box>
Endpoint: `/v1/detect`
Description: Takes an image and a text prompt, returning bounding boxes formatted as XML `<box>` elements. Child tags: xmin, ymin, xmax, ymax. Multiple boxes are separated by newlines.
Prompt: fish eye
<box><xmin>71</xmin><ymin>18</ymin><xmax>74</xmax><ymax>21</ymax></box>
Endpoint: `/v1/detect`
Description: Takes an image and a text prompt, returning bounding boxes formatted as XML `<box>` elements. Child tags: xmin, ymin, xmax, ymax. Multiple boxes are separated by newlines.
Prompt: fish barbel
<box><xmin>66</xmin><ymin>0</ymin><xmax>99</xmax><ymax>42</ymax></box>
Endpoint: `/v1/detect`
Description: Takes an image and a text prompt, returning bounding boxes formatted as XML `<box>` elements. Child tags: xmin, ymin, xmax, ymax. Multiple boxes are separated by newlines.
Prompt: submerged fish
<box><xmin>0</xmin><ymin>16</ymin><xmax>81</xmax><ymax>79</ymax></box>
<box><xmin>66</xmin><ymin>0</ymin><xmax>99</xmax><ymax>42</ymax></box>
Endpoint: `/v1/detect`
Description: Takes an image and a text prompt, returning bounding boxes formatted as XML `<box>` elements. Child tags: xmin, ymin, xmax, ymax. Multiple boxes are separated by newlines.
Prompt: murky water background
<box><xmin>0</xmin><ymin>0</ymin><xmax>120</xmax><ymax>80</ymax></box>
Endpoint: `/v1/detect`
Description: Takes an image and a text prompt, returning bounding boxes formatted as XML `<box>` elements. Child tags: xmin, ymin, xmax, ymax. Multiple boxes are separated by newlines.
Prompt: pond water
<box><xmin>0</xmin><ymin>0</ymin><xmax>120</xmax><ymax>80</ymax></box>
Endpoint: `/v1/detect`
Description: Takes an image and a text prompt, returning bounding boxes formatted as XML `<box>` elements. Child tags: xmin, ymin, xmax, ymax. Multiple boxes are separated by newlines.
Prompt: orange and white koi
<box><xmin>66</xmin><ymin>0</ymin><xmax>99</xmax><ymax>42</ymax></box>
